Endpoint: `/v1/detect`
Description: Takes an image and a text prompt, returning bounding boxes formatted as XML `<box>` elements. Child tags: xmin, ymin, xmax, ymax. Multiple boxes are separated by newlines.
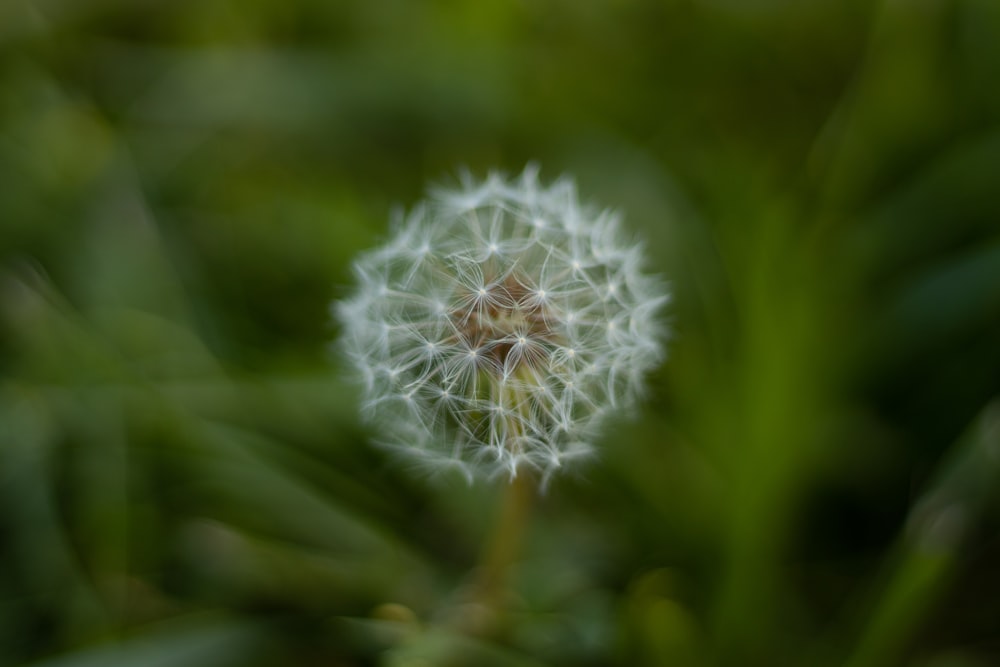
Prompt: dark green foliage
<box><xmin>1</xmin><ymin>1</ymin><xmax>998</xmax><ymax>665</ymax></box>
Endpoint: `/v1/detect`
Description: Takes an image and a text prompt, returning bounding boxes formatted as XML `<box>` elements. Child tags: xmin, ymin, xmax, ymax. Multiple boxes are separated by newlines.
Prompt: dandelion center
<box><xmin>450</xmin><ymin>270</ymin><xmax>557</xmax><ymax>375</ymax></box>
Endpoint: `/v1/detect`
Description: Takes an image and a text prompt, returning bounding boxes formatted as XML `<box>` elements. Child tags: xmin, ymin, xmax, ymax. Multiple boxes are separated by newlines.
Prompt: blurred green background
<box><xmin>2</xmin><ymin>0</ymin><xmax>999</xmax><ymax>665</ymax></box>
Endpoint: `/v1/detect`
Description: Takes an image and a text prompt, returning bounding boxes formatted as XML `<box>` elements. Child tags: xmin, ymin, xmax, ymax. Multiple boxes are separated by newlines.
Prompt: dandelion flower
<box><xmin>337</xmin><ymin>166</ymin><xmax>668</xmax><ymax>485</ymax></box>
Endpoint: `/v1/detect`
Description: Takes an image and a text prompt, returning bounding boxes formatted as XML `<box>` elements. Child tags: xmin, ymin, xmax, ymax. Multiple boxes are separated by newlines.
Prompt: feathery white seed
<box><xmin>337</xmin><ymin>166</ymin><xmax>668</xmax><ymax>484</ymax></box>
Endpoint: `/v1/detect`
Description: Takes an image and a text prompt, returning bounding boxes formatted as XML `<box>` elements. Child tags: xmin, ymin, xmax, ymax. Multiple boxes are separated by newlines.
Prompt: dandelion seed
<box><xmin>337</xmin><ymin>166</ymin><xmax>668</xmax><ymax>484</ymax></box>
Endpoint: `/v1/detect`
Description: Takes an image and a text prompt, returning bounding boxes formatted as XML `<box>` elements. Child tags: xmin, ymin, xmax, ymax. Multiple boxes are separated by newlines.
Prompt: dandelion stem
<box><xmin>473</xmin><ymin>473</ymin><xmax>535</xmax><ymax>617</ymax></box>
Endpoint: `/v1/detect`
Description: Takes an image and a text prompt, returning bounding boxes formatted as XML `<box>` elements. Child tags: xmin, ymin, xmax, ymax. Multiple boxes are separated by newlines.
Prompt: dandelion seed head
<box><xmin>337</xmin><ymin>166</ymin><xmax>668</xmax><ymax>483</ymax></box>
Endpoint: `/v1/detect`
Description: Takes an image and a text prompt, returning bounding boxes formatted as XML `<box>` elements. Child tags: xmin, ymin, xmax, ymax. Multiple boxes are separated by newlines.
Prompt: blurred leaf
<box><xmin>843</xmin><ymin>399</ymin><xmax>1000</xmax><ymax>667</ymax></box>
<box><xmin>618</xmin><ymin>569</ymin><xmax>707</xmax><ymax>667</ymax></box>
<box><xmin>381</xmin><ymin>626</ymin><xmax>550</xmax><ymax>667</ymax></box>
<box><xmin>25</xmin><ymin>613</ymin><xmax>266</xmax><ymax>667</ymax></box>
<box><xmin>871</xmin><ymin>240</ymin><xmax>1000</xmax><ymax>369</ymax></box>
<box><xmin>0</xmin><ymin>393</ymin><xmax>111</xmax><ymax>656</ymax></box>
<box><xmin>812</xmin><ymin>0</ymin><xmax>957</xmax><ymax>207</ymax></box>
<box><xmin>168</xmin><ymin>420</ymin><xmax>437</xmax><ymax>602</ymax></box>
<box><xmin>855</xmin><ymin>130</ymin><xmax>1000</xmax><ymax>276</ymax></box>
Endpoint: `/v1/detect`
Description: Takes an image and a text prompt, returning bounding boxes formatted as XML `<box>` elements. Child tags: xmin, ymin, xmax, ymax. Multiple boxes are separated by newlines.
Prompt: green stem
<box><xmin>476</xmin><ymin>473</ymin><xmax>534</xmax><ymax>608</ymax></box>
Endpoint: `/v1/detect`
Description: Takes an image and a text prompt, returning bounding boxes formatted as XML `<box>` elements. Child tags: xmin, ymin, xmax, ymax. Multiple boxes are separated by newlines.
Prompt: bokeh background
<box><xmin>2</xmin><ymin>0</ymin><xmax>999</xmax><ymax>665</ymax></box>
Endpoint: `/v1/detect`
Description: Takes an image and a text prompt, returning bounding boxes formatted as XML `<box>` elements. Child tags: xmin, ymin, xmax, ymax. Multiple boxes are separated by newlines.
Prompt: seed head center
<box><xmin>452</xmin><ymin>270</ymin><xmax>557</xmax><ymax>373</ymax></box>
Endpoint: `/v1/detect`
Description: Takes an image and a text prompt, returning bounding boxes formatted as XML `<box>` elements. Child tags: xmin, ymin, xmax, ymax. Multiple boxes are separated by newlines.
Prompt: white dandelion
<box><xmin>336</xmin><ymin>165</ymin><xmax>669</xmax><ymax>486</ymax></box>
